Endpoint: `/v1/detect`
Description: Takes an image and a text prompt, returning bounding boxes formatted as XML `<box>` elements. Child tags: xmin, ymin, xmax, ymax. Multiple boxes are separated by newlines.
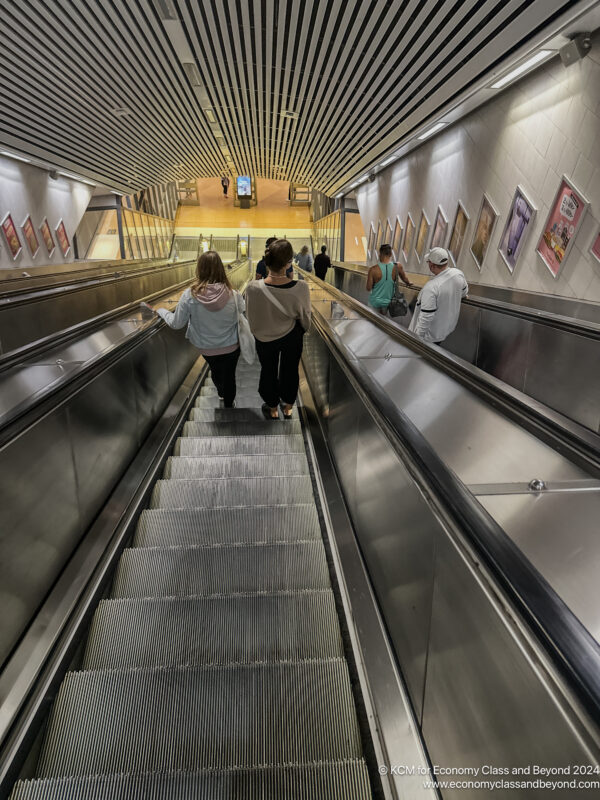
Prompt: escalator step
<box><xmin>164</xmin><ymin>454</ymin><xmax>309</xmax><ymax>479</ymax></box>
<box><xmin>11</xmin><ymin>761</ymin><xmax>372</xmax><ymax>799</ymax></box>
<box><xmin>175</xmin><ymin>433</ymin><xmax>306</xmax><ymax>456</ymax></box>
<box><xmin>190</xmin><ymin>408</ymin><xmax>277</xmax><ymax>422</ymax></box>
<box><xmin>83</xmin><ymin>591</ymin><xmax>343</xmax><ymax>669</ymax></box>
<box><xmin>36</xmin><ymin>660</ymin><xmax>363</xmax><ymax>777</ymax></box>
<box><xmin>135</xmin><ymin>504</ymin><xmax>321</xmax><ymax>547</ymax></box>
<box><xmin>184</xmin><ymin>420</ymin><xmax>301</xmax><ymax>437</ymax></box>
<box><xmin>195</xmin><ymin>394</ymin><xmax>261</xmax><ymax>408</ymax></box>
<box><xmin>200</xmin><ymin>382</ymin><xmax>258</xmax><ymax>397</ymax></box>
<box><xmin>112</xmin><ymin>541</ymin><xmax>330</xmax><ymax>597</ymax></box>
<box><xmin>151</xmin><ymin>476</ymin><xmax>314</xmax><ymax>508</ymax></box>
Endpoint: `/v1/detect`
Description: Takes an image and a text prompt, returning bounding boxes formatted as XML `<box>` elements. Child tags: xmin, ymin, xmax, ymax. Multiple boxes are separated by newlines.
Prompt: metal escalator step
<box><xmin>199</xmin><ymin>383</ymin><xmax>261</xmax><ymax>397</ymax></box>
<box><xmin>164</xmin><ymin>454</ymin><xmax>309</xmax><ymax>479</ymax></box>
<box><xmin>151</xmin><ymin>476</ymin><xmax>314</xmax><ymax>508</ymax></box>
<box><xmin>112</xmin><ymin>541</ymin><xmax>330</xmax><ymax>597</ymax></box>
<box><xmin>83</xmin><ymin>591</ymin><xmax>343</xmax><ymax>669</ymax></box>
<box><xmin>184</xmin><ymin>420</ymin><xmax>301</xmax><ymax>437</ymax></box>
<box><xmin>195</xmin><ymin>394</ymin><xmax>261</xmax><ymax>408</ymax></box>
<box><xmin>11</xmin><ymin>760</ymin><xmax>372</xmax><ymax>799</ymax></box>
<box><xmin>135</xmin><ymin>505</ymin><xmax>321</xmax><ymax>547</ymax></box>
<box><xmin>175</xmin><ymin>433</ymin><xmax>306</xmax><ymax>456</ymax></box>
<box><xmin>190</xmin><ymin>408</ymin><xmax>284</xmax><ymax>423</ymax></box>
<box><xmin>36</xmin><ymin>660</ymin><xmax>363</xmax><ymax>777</ymax></box>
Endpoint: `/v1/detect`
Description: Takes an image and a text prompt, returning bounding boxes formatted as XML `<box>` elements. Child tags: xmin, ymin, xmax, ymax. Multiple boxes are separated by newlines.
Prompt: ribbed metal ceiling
<box><xmin>0</xmin><ymin>0</ymin><xmax>580</xmax><ymax>195</ymax></box>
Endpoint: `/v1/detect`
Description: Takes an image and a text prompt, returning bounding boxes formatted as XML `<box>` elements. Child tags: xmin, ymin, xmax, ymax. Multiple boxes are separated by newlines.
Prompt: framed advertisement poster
<box><xmin>498</xmin><ymin>186</ymin><xmax>536</xmax><ymax>274</ymax></box>
<box><xmin>448</xmin><ymin>201</ymin><xmax>469</xmax><ymax>265</ymax></box>
<box><xmin>591</xmin><ymin>228</ymin><xmax>600</xmax><ymax>266</ymax></box>
<box><xmin>414</xmin><ymin>210</ymin><xmax>430</xmax><ymax>263</ymax></box>
<box><xmin>55</xmin><ymin>219</ymin><xmax>70</xmax><ymax>256</ymax></box>
<box><xmin>431</xmin><ymin>206</ymin><xmax>448</xmax><ymax>249</ymax></box>
<box><xmin>470</xmin><ymin>194</ymin><xmax>498</xmax><ymax>270</ymax></box>
<box><xmin>536</xmin><ymin>176</ymin><xmax>588</xmax><ymax>279</ymax></box>
<box><xmin>375</xmin><ymin>220</ymin><xmax>384</xmax><ymax>251</ymax></box>
<box><xmin>40</xmin><ymin>218</ymin><xmax>55</xmax><ymax>255</ymax></box>
<box><xmin>21</xmin><ymin>215</ymin><xmax>40</xmax><ymax>257</ymax></box>
<box><xmin>367</xmin><ymin>223</ymin><xmax>376</xmax><ymax>259</ymax></box>
<box><xmin>383</xmin><ymin>218</ymin><xmax>392</xmax><ymax>246</ymax></box>
<box><xmin>392</xmin><ymin>216</ymin><xmax>403</xmax><ymax>260</ymax></box>
<box><xmin>403</xmin><ymin>213</ymin><xmax>415</xmax><ymax>262</ymax></box>
<box><xmin>1</xmin><ymin>213</ymin><xmax>22</xmax><ymax>259</ymax></box>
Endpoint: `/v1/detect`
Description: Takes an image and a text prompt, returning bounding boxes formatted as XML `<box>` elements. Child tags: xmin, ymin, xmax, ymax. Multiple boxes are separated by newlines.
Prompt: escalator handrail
<box><xmin>303</xmin><ymin>270</ymin><xmax>600</xmax><ymax>476</ymax></box>
<box><xmin>310</xmin><ymin>305</ymin><xmax>600</xmax><ymax>731</ymax></box>
<box><xmin>331</xmin><ymin>260</ymin><xmax>600</xmax><ymax>338</ymax></box>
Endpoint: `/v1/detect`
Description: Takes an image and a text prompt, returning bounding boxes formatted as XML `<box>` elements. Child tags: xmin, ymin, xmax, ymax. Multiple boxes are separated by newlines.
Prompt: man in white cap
<box><xmin>409</xmin><ymin>247</ymin><xmax>468</xmax><ymax>344</ymax></box>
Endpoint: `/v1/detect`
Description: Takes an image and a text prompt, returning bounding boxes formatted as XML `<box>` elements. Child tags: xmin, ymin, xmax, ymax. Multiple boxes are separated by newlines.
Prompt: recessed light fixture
<box><xmin>111</xmin><ymin>106</ymin><xmax>132</xmax><ymax>117</ymax></box>
<box><xmin>380</xmin><ymin>156</ymin><xmax>396</xmax><ymax>166</ymax></box>
<box><xmin>0</xmin><ymin>150</ymin><xmax>31</xmax><ymax>163</ymax></box>
<box><xmin>281</xmin><ymin>110</ymin><xmax>299</xmax><ymax>119</ymax></box>
<box><xmin>204</xmin><ymin>108</ymin><xmax>216</xmax><ymax>123</ymax></box>
<box><xmin>336</xmin><ymin>193</ymin><xmax>344</xmax><ymax>198</ymax></box>
<box><xmin>418</xmin><ymin>122</ymin><xmax>446</xmax><ymax>140</ymax></box>
<box><xmin>57</xmin><ymin>170</ymin><xmax>96</xmax><ymax>186</ymax></box>
<box><xmin>491</xmin><ymin>50</ymin><xmax>552</xmax><ymax>89</ymax></box>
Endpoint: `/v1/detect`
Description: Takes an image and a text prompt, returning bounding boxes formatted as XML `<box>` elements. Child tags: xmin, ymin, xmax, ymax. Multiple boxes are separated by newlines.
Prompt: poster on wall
<box><xmin>383</xmin><ymin>218</ymin><xmax>392</xmax><ymax>246</ymax></box>
<box><xmin>375</xmin><ymin>220</ymin><xmax>384</xmax><ymax>251</ymax></box>
<box><xmin>55</xmin><ymin>219</ymin><xmax>70</xmax><ymax>256</ymax></box>
<box><xmin>470</xmin><ymin>194</ymin><xmax>498</xmax><ymax>270</ymax></box>
<box><xmin>392</xmin><ymin>216</ymin><xmax>403</xmax><ymax>260</ymax></box>
<box><xmin>21</xmin><ymin>215</ymin><xmax>40</xmax><ymax>257</ymax></box>
<box><xmin>403</xmin><ymin>213</ymin><xmax>415</xmax><ymax>262</ymax></box>
<box><xmin>448</xmin><ymin>201</ymin><xmax>469</xmax><ymax>266</ymax></box>
<box><xmin>591</xmin><ymin>228</ymin><xmax>600</xmax><ymax>266</ymax></box>
<box><xmin>367</xmin><ymin>223</ymin><xmax>376</xmax><ymax>259</ymax></box>
<box><xmin>40</xmin><ymin>218</ymin><xmax>55</xmax><ymax>255</ymax></box>
<box><xmin>498</xmin><ymin>186</ymin><xmax>536</xmax><ymax>274</ymax></box>
<box><xmin>536</xmin><ymin>176</ymin><xmax>588</xmax><ymax>279</ymax></box>
<box><xmin>431</xmin><ymin>206</ymin><xmax>448</xmax><ymax>249</ymax></box>
<box><xmin>1</xmin><ymin>213</ymin><xmax>22</xmax><ymax>259</ymax></box>
<box><xmin>414</xmin><ymin>210</ymin><xmax>430</xmax><ymax>263</ymax></box>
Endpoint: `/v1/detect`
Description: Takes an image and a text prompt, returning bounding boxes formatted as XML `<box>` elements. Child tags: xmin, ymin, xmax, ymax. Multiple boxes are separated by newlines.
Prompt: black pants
<box><xmin>255</xmin><ymin>324</ymin><xmax>304</xmax><ymax>408</ymax></box>
<box><xmin>204</xmin><ymin>348</ymin><xmax>240</xmax><ymax>407</ymax></box>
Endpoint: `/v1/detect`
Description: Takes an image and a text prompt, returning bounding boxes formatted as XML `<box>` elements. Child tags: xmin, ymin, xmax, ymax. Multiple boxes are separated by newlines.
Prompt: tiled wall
<box><xmin>0</xmin><ymin>156</ymin><xmax>92</xmax><ymax>270</ymax></box>
<box><xmin>355</xmin><ymin>38</ymin><xmax>600</xmax><ymax>302</ymax></box>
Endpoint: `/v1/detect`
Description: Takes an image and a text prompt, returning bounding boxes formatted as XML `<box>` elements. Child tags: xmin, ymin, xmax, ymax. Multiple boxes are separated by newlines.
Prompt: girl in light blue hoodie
<box><xmin>153</xmin><ymin>250</ymin><xmax>244</xmax><ymax>407</ymax></box>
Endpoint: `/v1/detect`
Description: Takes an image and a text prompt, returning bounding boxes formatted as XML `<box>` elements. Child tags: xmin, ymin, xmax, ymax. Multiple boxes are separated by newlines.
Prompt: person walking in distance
<box><xmin>246</xmin><ymin>239</ymin><xmax>311</xmax><ymax>420</ymax></box>
<box><xmin>221</xmin><ymin>174</ymin><xmax>230</xmax><ymax>197</ymax></box>
<box><xmin>314</xmin><ymin>245</ymin><xmax>330</xmax><ymax>280</ymax></box>
<box><xmin>409</xmin><ymin>247</ymin><xmax>468</xmax><ymax>344</ymax></box>
<box><xmin>150</xmin><ymin>251</ymin><xmax>244</xmax><ymax>408</ymax></box>
<box><xmin>366</xmin><ymin>243</ymin><xmax>411</xmax><ymax>315</ymax></box>
<box><xmin>294</xmin><ymin>245</ymin><xmax>313</xmax><ymax>274</ymax></box>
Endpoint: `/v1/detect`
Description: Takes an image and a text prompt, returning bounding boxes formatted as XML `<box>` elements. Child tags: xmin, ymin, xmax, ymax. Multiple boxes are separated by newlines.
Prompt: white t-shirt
<box><xmin>409</xmin><ymin>267</ymin><xmax>468</xmax><ymax>343</ymax></box>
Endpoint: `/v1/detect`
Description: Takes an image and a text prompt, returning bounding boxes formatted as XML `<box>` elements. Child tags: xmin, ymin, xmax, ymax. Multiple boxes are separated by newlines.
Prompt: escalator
<box><xmin>9</xmin><ymin>360</ymin><xmax>373</xmax><ymax>798</ymax></box>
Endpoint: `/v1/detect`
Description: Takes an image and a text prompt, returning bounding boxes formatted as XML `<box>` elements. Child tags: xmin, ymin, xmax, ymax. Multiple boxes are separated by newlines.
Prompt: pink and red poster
<box><xmin>537</xmin><ymin>178</ymin><xmax>587</xmax><ymax>278</ymax></box>
<box><xmin>591</xmin><ymin>230</ymin><xmax>600</xmax><ymax>265</ymax></box>
<box><xmin>40</xmin><ymin>218</ymin><xmax>55</xmax><ymax>255</ymax></box>
<box><xmin>1</xmin><ymin>213</ymin><xmax>22</xmax><ymax>259</ymax></box>
<box><xmin>22</xmin><ymin>215</ymin><xmax>39</xmax><ymax>257</ymax></box>
<box><xmin>55</xmin><ymin>219</ymin><xmax>70</xmax><ymax>256</ymax></box>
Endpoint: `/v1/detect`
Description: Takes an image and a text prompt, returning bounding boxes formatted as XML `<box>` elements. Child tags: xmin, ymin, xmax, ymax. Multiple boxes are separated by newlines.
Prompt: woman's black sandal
<box><xmin>261</xmin><ymin>403</ymin><xmax>279</xmax><ymax>420</ymax></box>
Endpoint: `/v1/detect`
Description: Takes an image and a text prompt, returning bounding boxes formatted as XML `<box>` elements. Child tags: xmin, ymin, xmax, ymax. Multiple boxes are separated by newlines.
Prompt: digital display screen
<box><xmin>237</xmin><ymin>176</ymin><xmax>251</xmax><ymax>197</ymax></box>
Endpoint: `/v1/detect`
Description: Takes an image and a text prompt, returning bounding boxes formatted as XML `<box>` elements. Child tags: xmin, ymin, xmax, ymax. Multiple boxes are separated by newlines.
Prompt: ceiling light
<box><xmin>0</xmin><ymin>150</ymin><xmax>31</xmax><ymax>163</ymax></box>
<box><xmin>418</xmin><ymin>122</ymin><xmax>446</xmax><ymax>140</ymax></box>
<box><xmin>204</xmin><ymin>108</ymin><xmax>216</xmax><ymax>123</ymax></box>
<box><xmin>57</xmin><ymin>170</ymin><xmax>96</xmax><ymax>186</ymax></box>
<box><xmin>281</xmin><ymin>110</ymin><xmax>299</xmax><ymax>119</ymax></box>
<box><xmin>336</xmin><ymin>193</ymin><xmax>344</xmax><ymax>198</ymax></box>
<box><xmin>182</xmin><ymin>62</ymin><xmax>202</xmax><ymax>87</ymax></box>
<box><xmin>111</xmin><ymin>106</ymin><xmax>132</xmax><ymax>117</ymax></box>
<box><xmin>155</xmin><ymin>0</ymin><xmax>178</xmax><ymax>20</ymax></box>
<box><xmin>491</xmin><ymin>50</ymin><xmax>552</xmax><ymax>89</ymax></box>
<box><xmin>380</xmin><ymin>156</ymin><xmax>396</xmax><ymax>166</ymax></box>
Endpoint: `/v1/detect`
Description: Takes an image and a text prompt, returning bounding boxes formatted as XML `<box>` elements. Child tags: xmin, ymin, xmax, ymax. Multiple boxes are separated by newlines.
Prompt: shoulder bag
<box><xmin>234</xmin><ymin>291</ymin><xmax>256</xmax><ymax>364</ymax></box>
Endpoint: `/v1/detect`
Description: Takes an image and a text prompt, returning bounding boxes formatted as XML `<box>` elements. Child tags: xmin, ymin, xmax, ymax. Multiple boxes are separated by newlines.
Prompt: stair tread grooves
<box><xmin>111</xmin><ymin>541</ymin><xmax>330</xmax><ymax>597</ymax></box>
<box><xmin>12</xmin><ymin>761</ymin><xmax>372</xmax><ymax>799</ymax></box>
<box><xmin>175</xmin><ymin>434</ymin><xmax>306</xmax><ymax>456</ymax></box>
<box><xmin>163</xmin><ymin>455</ymin><xmax>309</xmax><ymax>479</ymax></box>
<box><xmin>83</xmin><ymin>593</ymin><xmax>343</xmax><ymax>669</ymax></box>
<box><xmin>37</xmin><ymin>661</ymin><xmax>363</xmax><ymax>777</ymax></box>
<box><xmin>150</xmin><ymin>476</ymin><xmax>314</xmax><ymax>509</ymax></box>
<box><xmin>183</xmin><ymin>421</ymin><xmax>301</xmax><ymax>438</ymax></box>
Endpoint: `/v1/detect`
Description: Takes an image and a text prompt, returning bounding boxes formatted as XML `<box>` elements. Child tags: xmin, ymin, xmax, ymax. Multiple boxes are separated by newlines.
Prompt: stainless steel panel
<box><xmin>302</xmin><ymin>329</ymin><xmax>330</xmax><ymax>416</ymax></box>
<box><xmin>328</xmin><ymin>319</ymin><xmax>418</xmax><ymax>359</ymax></box>
<box><xmin>352</xmin><ymin>410</ymin><xmax>436</xmax><ymax>721</ymax></box>
<box><xmin>326</xmin><ymin>356</ymin><xmax>360</xmax><ymax>518</ymax></box>
<box><xmin>441</xmin><ymin>302</ymin><xmax>480</xmax><ymax>365</ymax></box>
<box><xmin>66</xmin><ymin>357</ymin><xmax>139</xmax><ymax>525</ymax></box>
<box><xmin>0</xmin><ymin>408</ymin><xmax>80</xmax><ymax>666</ymax></box>
<box><xmin>479</xmin><ymin>490</ymin><xmax>600</xmax><ymax>642</ymax></box>
<box><xmin>359</xmin><ymin>356</ymin><xmax>590</xmax><ymax>485</ymax></box>
<box><xmin>476</xmin><ymin>308</ymin><xmax>532</xmax><ymax>392</ymax></box>
<box><xmin>0</xmin><ymin>364</ymin><xmax>79</xmax><ymax>423</ymax></box>
<box><xmin>131</xmin><ymin>334</ymin><xmax>170</xmax><ymax>441</ymax></box>
<box><xmin>422</xmin><ymin>532</ymin><xmax>596</xmax><ymax>798</ymax></box>
<box><xmin>525</xmin><ymin>324</ymin><xmax>600</xmax><ymax>433</ymax></box>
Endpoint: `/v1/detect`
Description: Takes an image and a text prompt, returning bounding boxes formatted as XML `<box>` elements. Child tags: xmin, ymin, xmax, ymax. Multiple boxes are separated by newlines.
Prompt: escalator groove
<box><xmin>10</xmin><ymin>361</ymin><xmax>373</xmax><ymax>799</ymax></box>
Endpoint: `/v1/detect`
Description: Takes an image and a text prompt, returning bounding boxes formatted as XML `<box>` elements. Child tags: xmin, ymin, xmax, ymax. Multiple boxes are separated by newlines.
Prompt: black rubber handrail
<box><xmin>303</xmin><ymin>270</ymin><xmax>600</xmax><ymax>476</ymax></box>
<box><xmin>312</xmin><ymin>308</ymin><xmax>600</xmax><ymax>730</ymax></box>
<box><xmin>331</xmin><ymin>260</ymin><xmax>600</xmax><ymax>338</ymax></box>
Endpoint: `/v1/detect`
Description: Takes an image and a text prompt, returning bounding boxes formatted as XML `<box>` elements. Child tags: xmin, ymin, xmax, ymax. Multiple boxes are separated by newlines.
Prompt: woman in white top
<box><xmin>149</xmin><ymin>250</ymin><xmax>244</xmax><ymax>408</ymax></box>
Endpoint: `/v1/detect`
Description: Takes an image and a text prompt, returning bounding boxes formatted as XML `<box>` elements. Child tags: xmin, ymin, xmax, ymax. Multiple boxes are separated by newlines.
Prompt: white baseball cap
<box><xmin>424</xmin><ymin>247</ymin><xmax>449</xmax><ymax>265</ymax></box>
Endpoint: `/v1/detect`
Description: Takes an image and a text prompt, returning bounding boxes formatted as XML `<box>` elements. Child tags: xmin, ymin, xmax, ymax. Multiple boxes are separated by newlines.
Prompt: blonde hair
<box><xmin>192</xmin><ymin>250</ymin><xmax>232</xmax><ymax>295</ymax></box>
